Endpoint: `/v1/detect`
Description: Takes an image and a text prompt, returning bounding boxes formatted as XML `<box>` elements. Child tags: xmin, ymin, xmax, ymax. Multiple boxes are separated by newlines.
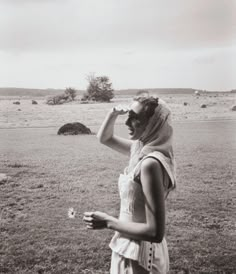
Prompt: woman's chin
<box><xmin>129</xmin><ymin>134</ymin><xmax>138</xmax><ymax>140</ymax></box>
<box><xmin>128</xmin><ymin>134</ymin><xmax>134</xmax><ymax>140</ymax></box>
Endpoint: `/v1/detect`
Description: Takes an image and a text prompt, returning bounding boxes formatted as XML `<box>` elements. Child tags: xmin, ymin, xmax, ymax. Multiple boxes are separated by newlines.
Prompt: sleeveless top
<box><xmin>109</xmin><ymin>154</ymin><xmax>170</xmax><ymax>272</ymax></box>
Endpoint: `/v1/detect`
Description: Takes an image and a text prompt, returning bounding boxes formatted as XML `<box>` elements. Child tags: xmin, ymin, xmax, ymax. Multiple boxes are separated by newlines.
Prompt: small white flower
<box><xmin>68</xmin><ymin>207</ymin><xmax>76</xmax><ymax>218</ymax></box>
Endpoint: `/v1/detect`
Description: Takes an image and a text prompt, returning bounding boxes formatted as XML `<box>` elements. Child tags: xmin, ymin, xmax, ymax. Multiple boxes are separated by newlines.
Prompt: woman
<box><xmin>83</xmin><ymin>96</ymin><xmax>176</xmax><ymax>274</ymax></box>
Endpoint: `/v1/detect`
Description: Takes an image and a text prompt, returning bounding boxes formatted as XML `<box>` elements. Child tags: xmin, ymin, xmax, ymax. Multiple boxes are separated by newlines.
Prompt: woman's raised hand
<box><xmin>112</xmin><ymin>104</ymin><xmax>130</xmax><ymax>116</ymax></box>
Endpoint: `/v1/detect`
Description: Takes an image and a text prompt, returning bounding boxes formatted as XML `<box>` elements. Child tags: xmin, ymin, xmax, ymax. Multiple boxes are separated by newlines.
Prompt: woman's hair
<box><xmin>133</xmin><ymin>96</ymin><xmax>159</xmax><ymax>119</ymax></box>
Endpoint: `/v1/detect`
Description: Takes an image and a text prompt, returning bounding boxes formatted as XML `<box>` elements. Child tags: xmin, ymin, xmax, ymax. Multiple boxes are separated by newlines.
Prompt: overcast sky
<box><xmin>0</xmin><ymin>0</ymin><xmax>235</xmax><ymax>91</ymax></box>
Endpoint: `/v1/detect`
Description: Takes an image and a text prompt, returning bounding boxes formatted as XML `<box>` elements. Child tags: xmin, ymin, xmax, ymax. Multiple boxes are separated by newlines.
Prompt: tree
<box><xmin>83</xmin><ymin>74</ymin><xmax>114</xmax><ymax>102</ymax></box>
<box><xmin>65</xmin><ymin>87</ymin><xmax>77</xmax><ymax>101</ymax></box>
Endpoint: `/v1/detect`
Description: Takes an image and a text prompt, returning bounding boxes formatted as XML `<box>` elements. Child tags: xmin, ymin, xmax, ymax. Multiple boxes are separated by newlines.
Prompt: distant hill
<box><xmin>0</xmin><ymin>87</ymin><xmax>233</xmax><ymax>97</ymax></box>
<box><xmin>0</xmin><ymin>87</ymin><xmax>87</xmax><ymax>97</ymax></box>
<box><xmin>115</xmin><ymin>88</ymin><xmax>196</xmax><ymax>96</ymax></box>
<box><xmin>0</xmin><ymin>88</ymin><xmax>66</xmax><ymax>97</ymax></box>
<box><xmin>116</xmin><ymin>88</ymin><xmax>234</xmax><ymax>95</ymax></box>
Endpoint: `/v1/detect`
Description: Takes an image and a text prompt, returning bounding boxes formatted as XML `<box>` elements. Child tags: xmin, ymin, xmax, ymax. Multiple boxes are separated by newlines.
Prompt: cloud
<box><xmin>0</xmin><ymin>0</ymin><xmax>235</xmax><ymax>90</ymax></box>
<box><xmin>0</xmin><ymin>0</ymin><xmax>235</xmax><ymax>53</ymax></box>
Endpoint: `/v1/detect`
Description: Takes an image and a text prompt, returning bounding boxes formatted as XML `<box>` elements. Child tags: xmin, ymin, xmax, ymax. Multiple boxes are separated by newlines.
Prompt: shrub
<box><xmin>82</xmin><ymin>74</ymin><xmax>114</xmax><ymax>102</ymax></box>
<box><xmin>46</xmin><ymin>94</ymin><xmax>70</xmax><ymax>105</ymax></box>
<box><xmin>46</xmin><ymin>88</ymin><xmax>77</xmax><ymax>105</ymax></box>
<box><xmin>65</xmin><ymin>87</ymin><xmax>77</xmax><ymax>101</ymax></box>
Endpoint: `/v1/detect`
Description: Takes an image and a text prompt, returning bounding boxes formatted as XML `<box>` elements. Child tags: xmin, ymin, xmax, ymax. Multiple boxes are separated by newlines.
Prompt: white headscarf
<box><xmin>128</xmin><ymin>99</ymin><xmax>176</xmax><ymax>191</ymax></box>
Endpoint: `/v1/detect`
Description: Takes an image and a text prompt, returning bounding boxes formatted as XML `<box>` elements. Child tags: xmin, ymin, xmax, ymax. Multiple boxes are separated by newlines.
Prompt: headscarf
<box><xmin>128</xmin><ymin>99</ymin><xmax>176</xmax><ymax>191</ymax></box>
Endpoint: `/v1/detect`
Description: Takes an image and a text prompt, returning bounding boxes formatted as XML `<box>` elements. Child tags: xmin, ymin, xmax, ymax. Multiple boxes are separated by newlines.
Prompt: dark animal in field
<box><xmin>201</xmin><ymin>104</ymin><xmax>207</xmax><ymax>108</ymax></box>
<box><xmin>57</xmin><ymin>122</ymin><xmax>92</xmax><ymax>135</ymax></box>
<box><xmin>13</xmin><ymin>101</ymin><xmax>20</xmax><ymax>105</ymax></box>
<box><xmin>183</xmin><ymin>102</ymin><xmax>188</xmax><ymax>106</ymax></box>
<box><xmin>32</xmin><ymin>100</ymin><xmax>38</xmax><ymax>105</ymax></box>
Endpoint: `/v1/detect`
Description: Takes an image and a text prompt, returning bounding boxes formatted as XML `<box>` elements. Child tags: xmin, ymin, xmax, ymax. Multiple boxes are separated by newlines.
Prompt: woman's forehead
<box><xmin>130</xmin><ymin>101</ymin><xmax>144</xmax><ymax>114</ymax></box>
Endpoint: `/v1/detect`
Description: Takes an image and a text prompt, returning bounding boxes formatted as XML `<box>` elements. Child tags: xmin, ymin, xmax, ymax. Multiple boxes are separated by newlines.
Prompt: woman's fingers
<box><xmin>83</xmin><ymin>211</ymin><xmax>104</xmax><ymax>219</ymax></box>
<box><xmin>83</xmin><ymin>211</ymin><xmax>107</xmax><ymax>229</ymax></box>
<box><xmin>83</xmin><ymin>216</ymin><xmax>105</xmax><ymax>224</ymax></box>
<box><xmin>86</xmin><ymin>221</ymin><xmax>106</xmax><ymax>229</ymax></box>
<box><xmin>113</xmin><ymin>105</ymin><xmax>130</xmax><ymax>114</ymax></box>
<box><xmin>83</xmin><ymin>216</ymin><xmax>93</xmax><ymax>222</ymax></box>
<box><xmin>84</xmin><ymin>211</ymin><xmax>94</xmax><ymax>217</ymax></box>
<box><xmin>83</xmin><ymin>213</ymin><xmax>100</xmax><ymax>225</ymax></box>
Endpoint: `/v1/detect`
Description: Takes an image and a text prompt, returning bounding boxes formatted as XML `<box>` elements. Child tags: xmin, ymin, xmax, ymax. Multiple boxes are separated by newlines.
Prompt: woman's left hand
<box><xmin>83</xmin><ymin>211</ymin><xmax>110</xmax><ymax>230</ymax></box>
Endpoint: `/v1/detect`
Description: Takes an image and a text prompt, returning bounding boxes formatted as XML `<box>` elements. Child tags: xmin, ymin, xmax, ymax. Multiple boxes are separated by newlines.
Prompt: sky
<box><xmin>0</xmin><ymin>0</ymin><xmax>235</xmax><ymax>91</ymax></box>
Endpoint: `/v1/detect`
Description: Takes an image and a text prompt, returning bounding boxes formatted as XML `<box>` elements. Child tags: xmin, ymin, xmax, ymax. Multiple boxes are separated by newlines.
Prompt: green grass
<box><xmin>0</xmin><ymin>120</ymin><xmax>236</xmax><ymax>273</ymax></box>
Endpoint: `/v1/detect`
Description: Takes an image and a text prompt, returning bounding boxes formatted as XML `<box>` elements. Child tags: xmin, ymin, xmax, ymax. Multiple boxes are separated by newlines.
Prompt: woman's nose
<box><xmin>125</xmin><ymin>118</ymin><xmax>130</xmax><ymax>126</ymax></box>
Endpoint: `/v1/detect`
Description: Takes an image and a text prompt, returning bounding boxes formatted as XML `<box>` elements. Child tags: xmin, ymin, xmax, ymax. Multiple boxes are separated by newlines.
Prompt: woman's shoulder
<box><xmin>140</xmin><ymin>157</ymin><xmax>163</xmax><ymax>172</ymax></box>
<box><xmin>140</xmin><ymin>155</ymin><xmax>172</xmax><ymax>193</ymax></box>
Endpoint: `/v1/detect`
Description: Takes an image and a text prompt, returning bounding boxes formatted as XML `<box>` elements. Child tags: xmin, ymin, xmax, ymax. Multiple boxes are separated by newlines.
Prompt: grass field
<box><xmin>0</xmin><ymin>93</ymin><xmax>235</xmax><ymax>129</ymax></box>
<box><xmin>0</xmin><ymin>95</ymin><xmax>236</xmax><ymax>273</ymax></box>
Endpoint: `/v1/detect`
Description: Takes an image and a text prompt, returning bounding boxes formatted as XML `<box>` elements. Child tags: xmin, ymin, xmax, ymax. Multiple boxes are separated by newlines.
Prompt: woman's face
<box><xmin>125</xmin><ymin>101</ymin><xmax>149</xmax><ymax>140</ymax></box>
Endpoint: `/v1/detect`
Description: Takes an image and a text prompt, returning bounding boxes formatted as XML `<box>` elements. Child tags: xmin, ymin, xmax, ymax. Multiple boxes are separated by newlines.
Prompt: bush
<box><xmin>65</xmin><ymin>87</ymin><xmax>77</xmax><ymax>101</ymax></box>
<box><xmin>82</xmin><ymin>74</ymin><xmax>114</xmax><ymax>102</ymax></box>
<box><xmin>46</xmin><ymin>94</ymin><xmax>68</xmax><ymax>105</ymax></box>
<box><xmin>46</xmin><ymin>87</ymin><xmax>77</xmax><ymax>105</ymax></box>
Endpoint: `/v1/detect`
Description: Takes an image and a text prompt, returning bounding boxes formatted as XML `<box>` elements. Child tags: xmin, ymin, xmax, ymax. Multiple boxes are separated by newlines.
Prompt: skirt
<box><xmin>110</xmin><ymin>250</ymin><xmax>169</xmax><ymax>274</ymax></box>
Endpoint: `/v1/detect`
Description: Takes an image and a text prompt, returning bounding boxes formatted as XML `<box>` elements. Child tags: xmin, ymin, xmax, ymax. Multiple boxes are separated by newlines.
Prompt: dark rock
<box><xmin>13</xmin><ymin>101</ymin><xmax>20</xmax><ymax>105</ymax></box>
<box><xmin>201</xmin><ymin>104</ymin><xmax>207</xmax><ymax>108</ymax></box>
<box><xmin>32</xmin><ymin>100</ymin><xmax>38</xmax><ymax>105</ymax></box>
<box><xmin>57</xmin><ymin>122</ymin><xmax>92</xmax><ymax>135</ymax></box>
<box><xmin>183</xmin><ymin>102</ymin><xmax>188</xmax><ymax>106</ymax></box>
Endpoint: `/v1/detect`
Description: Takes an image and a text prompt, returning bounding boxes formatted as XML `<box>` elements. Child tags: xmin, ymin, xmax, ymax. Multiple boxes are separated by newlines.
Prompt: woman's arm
<box><xmin>83</xmin><ymin>158</ymin><xmax>166</xmax><ymax>243</ymax></box>
<box><xmin>97</xmin><ymin>107</ymin><xmax>133</xmax><ymax>156</ymax></box>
